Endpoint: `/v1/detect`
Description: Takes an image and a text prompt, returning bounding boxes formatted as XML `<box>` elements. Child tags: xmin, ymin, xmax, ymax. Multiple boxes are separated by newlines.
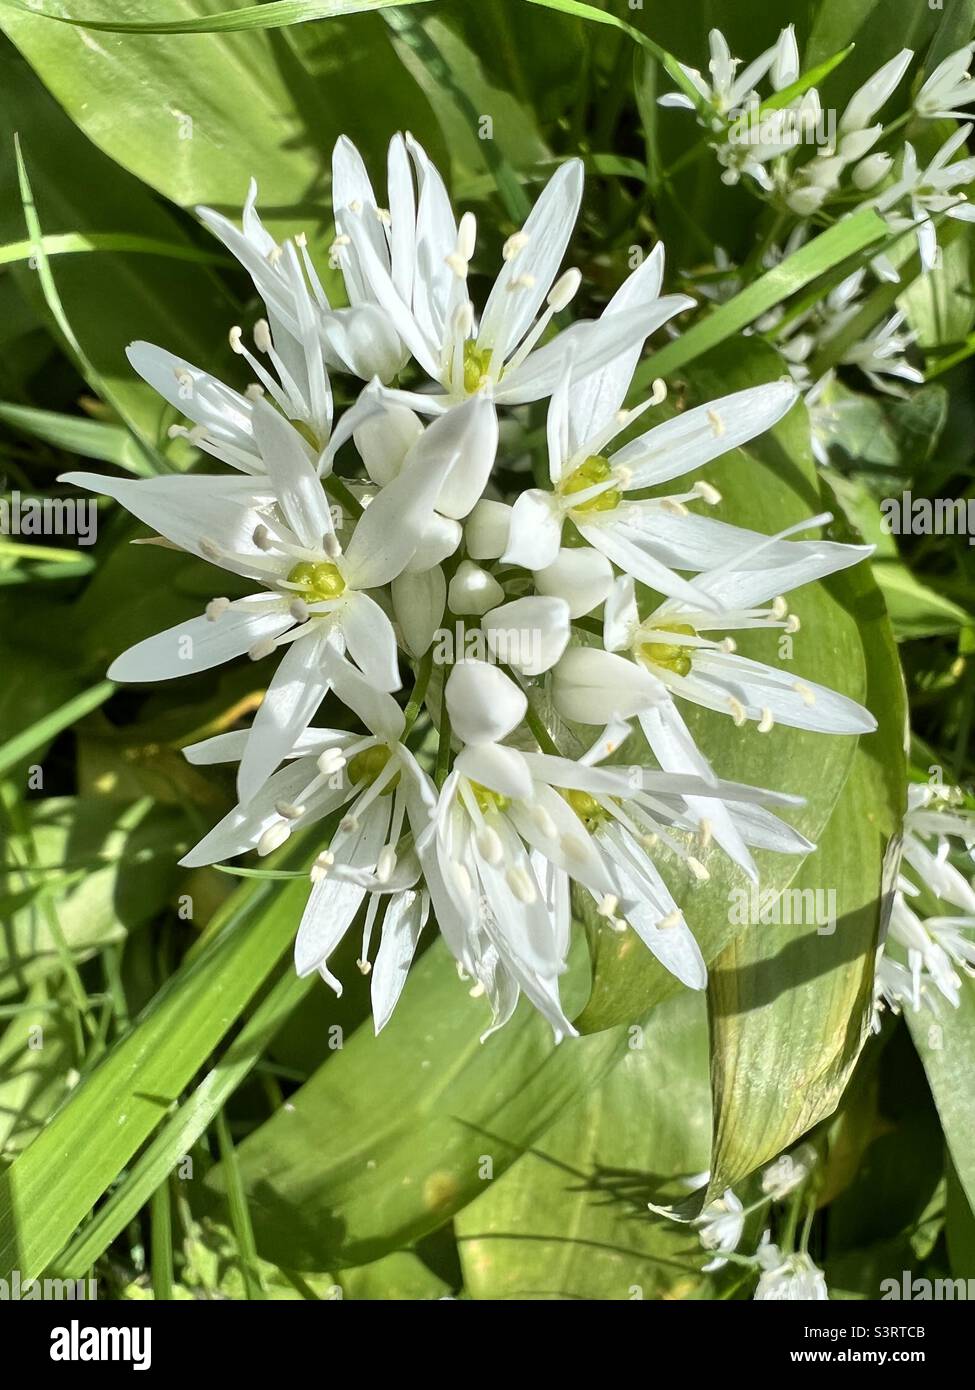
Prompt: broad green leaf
<box><xmin>213</xmin><ymin>938</ymin><xmax>627</xmax><ymax>1272</ymax></box>
<box><xmin>338</xmin><ymin>1251</ymin><xmax>450</xmax><ymax>1300</ymax></box>
<box><xmin>0</xmin><ymin>1</ymin><xmax>443</xmax><ymax>263</ymax></box>
<box><xmin>946</xmin><ymin>1156</ymin><xmax>975</xmax><ymax>1279</ymax></box>
<box><xmin>705</xmin><ymin>543</ymin><xmax>906</xmax><ymax>1197</ymax></box>
<box><xmin>908</xmin><ymin>974</ymin><xmax>975</xmax><ymax>1214</ymax></box>
<box><xmin>0</xmin><ymin>231</ymin><xmax>228</xmax><ymax>268</ymax></box>
<box><xmin>0</xmin><ymin>0</ymin><xmax>431</xmax><ymax>34</ymax></box>
<box><xmin>0</xmin><ymin>53</ymin><xmax>236</xmax><ymax>451</ymax></box>
<box><xmin>577</xmin><ymin>340</ymin><xmax>866</xmax><ymax>1031</ymax></box>
<box><xmin>455</xmin><ymin>992</ymin><xmax>715</xmax><ymax>1301</ymax></box>
<box><xmin>899</xmin><ymin>224</ymin><xmax>975</xmax><ymax>352</ymax></box>
<box><xmin>0</xmin><ymin>867</ymin><xmax>304</xmax><ymax>1280</ymax></box>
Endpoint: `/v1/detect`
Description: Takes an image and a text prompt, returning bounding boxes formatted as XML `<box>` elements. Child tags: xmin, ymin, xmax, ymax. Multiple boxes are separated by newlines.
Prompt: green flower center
<box><xmin>286</xmin><ymin>560</ymin><xmax>346</xmax><ymax>603</ymax></box>
<box><xmin>563</xmin><ymin>788</ymin><xmax>609</xmax><ymax>832</ymax></box>
<box><xmin>347</xmin><ymin>744</ymin><xmax>399</xmax><ymax>793</ymax></box>
<box><xmin>560</xmin><ymin>455</ymin><xmax>621</xmax><ymax>513</ymax></box>
<box><xmin>636</xmin><ymin>623</ymin><xmax>696</xmax><ymax>678</ymax></box>
<box><xmin>470</xmin><ymin>780</ymin><xmax>509</xmax><ymax>814</ymax></box>
<box><xmin>461</xmin><ymin>341</ymin><xmax>494</xmax><ymax>394</ymax></box>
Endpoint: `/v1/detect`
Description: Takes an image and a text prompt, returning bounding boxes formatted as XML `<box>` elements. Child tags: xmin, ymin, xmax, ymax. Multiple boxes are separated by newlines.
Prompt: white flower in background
<box><xmin>659</xmin><ymin>26</ymin><xmax>799</xmax><ymax>119</ymax></box>
<box><xmin>868</xmin><ymin>124</ymin><xmax>975</xmax><ymax>273</ymax></box>
<box><xmin>915</xmin><ymin>43</ymin><xmax>975</xmax><ymax>120</ymax></box>
<box><xmin>785</xmin><ymin>51</ymin><xmax>912</xmax><ymax>213</ymax></box>
<box><xmin>838</xmin><ymin>310</ymin><xmax>924</xmax><ymax>397</ymax></box>
<box><xmin>503</xmin><ymin>357</ymin><xmax>801</xmax><ymax>604</ymax></box>
<box><xmin>754</xmin><ymin>1241</ymin><xmax>829</xmax><ymax>1300</ymax></box>
<box><xmin>181</xmin><ymin>658</ymin><xmax>435</xmax><ymax>1029</ymax></box>
<box><xmin>695</xmin><ymin>1189</ymin><xmax>746</xmax><ymax>1272</ymax></box>
<box><xmin>63</xmin><ymin>393</ymin><xmax>493</xmax><ymax>801</ymax></box>
<box><xmin>761</xmin><ymin>1144</ymin><xmax>817</xmax><ymax>1200</ymax></box>
<box><xmin>874</xmin><ymin>785</ymin><xmax>975</xmax><ymax>1024</ymax></box>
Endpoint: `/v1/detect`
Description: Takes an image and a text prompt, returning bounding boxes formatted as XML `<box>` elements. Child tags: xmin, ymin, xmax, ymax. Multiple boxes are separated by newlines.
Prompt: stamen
<box><xmin>245</xmin><ymin>384</ymin><xmax>265</xmax><ymax>401</ymax></box>
<box><xmin>785</xmin><ymin>615</ymin><xmax>801</xmax><ymax>633</ymax></box>
<box><xmin>453</xmin><ymin>863</ymin><xmax>473</xmax><ymax>899</ymax></box>
<box><xmin>720</xmin><ymin>637</ymin><xmax>737</xmax><ymax>653</ymax></box>
<box><xmin>357</xmin><ymin>958</ymin><xmax>372</xmax><ymax>975</ymax></box>
<box><xmin>339</xmin><ymin>814</ymin><xmax>360</xmax><ymax>833</ymax></box>
<box><xmin>317</xmin><ymin>749</ymin><xmax>347</xmax><ymax>777</ymax></box>
<box><xmin>727</xmin><ymin>696</ymin><xmax>747</xmax><ymax>726</ymax></box>
<box><xmin>253</xmin><ymin>318</ymin><xmax>273</xmax><ymax>353</ymax></box>
<box><xmin>548</xmin><ymin>268</ymin><xmax>581</xmax><ymax>311</ymax></box>
<box><xmin>289</xmin><ymin>598</ymin><xmax>310</xmax><ymax>623</ymax></box>
<box><xmin>507</xmin><ymin>273</ymin><xmax>536</xmax><ymax>292</ymax></box>
<box><xmin>531</xmin><ymin>804</ymin><xmax>559</xmax><ymax>839</ymax></box>
<box><xmin>376</xmin><ymin>846</ymin><xmax>398</xmax><ymax>883</ymax></box>
<box><xmin>772</xmin><ymin>596</ymin><xmax>788</xmax><ymax>618</ymax></box>
<box><xmin>650</xmin><ymin>378</ymin><xmax>668</xmax><ymax>405</ymax></box>
<box><xmin>258</xmin><ymin>821</ymin><xmax>291</xmax><ymax>856</ymax></box>
<box><xmin>248</xmin><ymin>637</ymin><xmax>278</xmax><ymax>662</ymax></box>
<box><xmin>506</xmin><ymin>866</ymin><xmax>537</xmax><ymax>904</ymax></box>
<box><xmin>707</xmin><ymin>409</ymin><xmax>725</xmax><ymax>438</ymax></box>
<box><xmin>693</xmin><ymin>480</ymin><xmax>722</xmax><ymax>505</ymax></box>
<box><xmin>792</xmin><ymin>681</ymin><xmax>817</xmax><ymax>706</ymax></box>
<box><xmin>205</xmin><ymin>597</ymin><xmax>231</xmax><ymax>622</ymax></box>
<box><xmin>687</xmin><ymin>856</ymin><xmax>710</xmax><ymax>882</ymax></box>
<box><xmin>657</xmin><ymin>910</ymin><xmax>682</xmax><ymax>930</ymax></box>
<box><xmin>502</xmin><ymin>230</ymin><xmax>529</xmax><ymax>261</ymax></box>
<box><xmin>476</xmin><ymin>826</ymin><xmax>504</xmax><ymax>865</ymax></box>
<box><xmin>274</xmin><ymin>800</ymin><xmax>306</xmax><ymax>820</ymax></box>
<box><xmin>699</xmin><ymin>818</ymin><xmax>713</xmax><ymax>848</ymax></box>
<box><xmin>758</xmin><ymin>707</ymin><xmax>775</xmax><ymax>733</ymax></box>
<box><xmin>597</xmin><ymin>893</ymin><xmax>619</xmax><ymax>919</ymax></box>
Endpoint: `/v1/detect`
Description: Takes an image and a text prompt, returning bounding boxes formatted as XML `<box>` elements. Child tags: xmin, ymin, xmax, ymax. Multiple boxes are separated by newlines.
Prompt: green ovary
<box><xmin>637</xmin><ymin>623</ymin><xmax>696</xmax><ymax>678</ymax></box>
<box><xmin>470</xmin><ymin>780</ymin><xmax>509</xmax><ymax>814</ymax></box>
<box><xmin>287</xmin><ymin>560</ymin><xmax>346</xmax><ymax>603</ymax></box>
<box><xmin>560</xmin><ymin>455</ymin><xmax>621</xmax><ymax>513</ymax></box>
<box><xmin>347</xmin><ymin>744</ymin><xmax>399</xmax><ymax>794</ymax></box>
<box><xmin>461</xmin><ymin>342</ymin><xmax>494</xmax><ymax>394</ymax></box>
<box><xmin>564</xmin><ymin>788</ymin><xmax>609</xmax><ymax>832</ymax></box>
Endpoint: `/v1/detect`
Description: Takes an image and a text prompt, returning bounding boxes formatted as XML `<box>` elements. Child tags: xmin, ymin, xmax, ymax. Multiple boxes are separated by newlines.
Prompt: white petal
<box><xmin>690</xmin><ymin>651</ymin><xmax>878</xmax><ymax>734</ymax></box>
<box><xmin>566</xmin><ymin>243</ymin><xmax>666</xmax><ymax>454</ymax></box>
<box><xmin>340</xmin><ymin>591</ymin><xmax>401</xmax><ymax>692</ymax></box>
<box><xmin>108</xmin><ymin>602</ymin><xmax>290</xmax><ymax>683</ymax></box>
<box><xmin>501</xmin><ymin>488</ymin><xmax>563</xmax><ymax>568</ymax></box>
<box><xmin>602</xmin><ymin>573</ymin><xmax>640</xmax><ymax>651</ymax></box>
<box><xmin>126</xmin><ymin>341</ymin><xmax>257</xmax><ymax>467</ymax></box>
<box><xmin>61</xmin><ymin>470</ymin><xmax>277</xmax><ymax>584</ymax></box>
<box><xmin>180</xmin><ymin>757</ymin><xmax>343</xmax><ymax>867</ymax></box>
<box><xmin>603</xmin><ymin>825</ymin><xmax>706</xmax><ymax>988</ymax></box>
<box><xmin>371</xmin><ymin>889</ymin><xmax>427</xmax><ymax>1032</ymax></box>
<box><xmin>251</xmin><ymin>397</ymin><xmax>333</xmax><ymax>549</ymax></box>
<box><xmin>447</xmin><ymin>560</ymin><xmax>504</xmax><ymax>616</ymax></box>
<box><xmin>294</xmin><ymin>801</ymin><xmax>392</xmax><ymax>979</ymax></box>
<box><xmin>456</xmin><ymin>742</ymin><xmax>534</xmax><ymax>801</ymax></box>
<box><xmin>612</xmin><ymin>381</ymin><xmax>799</xmax><ymax>488</ymax></box>
<box><xmin>343</xmin><ymin>394</ymin><xmax>491</xmax><ymax>587</ymax></box>
<box><xmin>237</xmin><ymin>628</ymin><xmax>335</xmax><ymax>802</ymax></box>
<box><xmin>445</xmin><ymin>660</ymin><xmax>527</xmax><ymax>744</ymax></box>
<box><xmin>478</xmin><ymin>159</ymin><xmax>585</xmax><ymax>364</ymax></box>
<box><xmin>578</xmin><ymin>516</ymin><xmax>719</xmax><ymax>609</ymax></box>
<box><xmin>482</xmin><ymin>595</ymin><xmax>571</xmax><ymax>675</ymax></box>
<box><xmin>392</xmin><ymin>565</ymin><xmax>446</xmax><ymax>657</ymax></box>
<box><xmin>433</xmin><ymin>394</ymin><xmax>499</xmax><ymax>519</ymax></box>
<box><xmin>328</xmin><ymin>649</ymin><xmax>405</xmax><ymax>740</ymax></box>
<box><xmin>534</xmin><ymin>546</ymin><xmax>614</xmax><ymax>618</ymax></box>
<box><xmin>552</xmin><ymin>646</ymin><xmax>663</xmax><ymax>723</ymax></box>
<box><xmin>404</xmin><ymin>511</ymin><xmax>462</xmax><ymax>572</ymax></box>
<box><xmin>353</xmin><ymin>400</ymin><xmax>423</xmax><ymax>486</ymax></box>
<box><xmin>466</xmin><ymin>499</ymin><xmax>512</xmax><ymax>559</ymax></box>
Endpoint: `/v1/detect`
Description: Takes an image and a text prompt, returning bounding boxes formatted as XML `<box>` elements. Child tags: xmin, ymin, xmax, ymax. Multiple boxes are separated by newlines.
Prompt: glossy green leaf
<box><xmin>908</xmin><ymin>975</ymin><xmax>975</xmax><ymax>1214</ymax></box>
<box><xmin>705</xmin><ymin>545</ymin><xmax>906</xmax><ymax>1197</ymax></box>
<box><xmin>214</xmin><ymin>939</ymin><xmax>627</xmax><ymax>1272</ymax></box>
<box><xmin>0</xmin><ymin>0</ymin><xmax>431</xmax><ymax>34</ymax></box>
<box><xmin>455</xmin><ymin>992</ymin><xmax>715</xmax><ymax>1300</ymax></box>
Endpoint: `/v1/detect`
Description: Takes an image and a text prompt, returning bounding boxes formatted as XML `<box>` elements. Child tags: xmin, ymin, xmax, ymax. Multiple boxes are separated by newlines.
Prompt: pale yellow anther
<box><xmin>758</xmin><ymin>707</ymin><xmax>775</xmax><ymax>733</ymax></box>
<box><xmin>502</xmin><ymin>230</ymin><xmax>530</xmax><ymax>260</ymax></box>
<box><xmin>728</xmin><ymin>695</ymin><xmax>748</xmax><ymax>726</ymax></box>
<box><xmin>687</xmin><ymin>856</ymin><xmax>710</xmax><ymax>882</ymax></box>
<box><xmin>792</xmin><ymin>681</ymin><xmax>816</xmax><ymax>706</ymax></box>
<box><xmin>707</xmin><ymin>409</ymin><xmax>726</xmax><ymax>437</ymax></box>
<box><xmin>657</xmin><ymin>910</ymin><xmax>682</xmax><ymax>930</ymax></box>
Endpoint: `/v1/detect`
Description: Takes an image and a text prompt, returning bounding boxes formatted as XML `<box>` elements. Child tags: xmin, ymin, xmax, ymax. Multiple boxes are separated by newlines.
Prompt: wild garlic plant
<box><xmin>67</xmin><ymin>133</ymin><xmax>882</xmax><ymax>1039</ymax></box>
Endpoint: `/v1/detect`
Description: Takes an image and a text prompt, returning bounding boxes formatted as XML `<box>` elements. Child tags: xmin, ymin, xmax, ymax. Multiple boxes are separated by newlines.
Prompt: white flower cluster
<box><xmin>64</xmin><ymin>135</ymin><xmax>877</xmax><ymax>1039</ymax></box>
<box><xmin>662</xmin><ymin>31</ymin><xmax>975</xmax><ymax>274</ymax></box>
<box><xmin>874</xmin><ymin>783</ymin><xmax>975</xmax><ymax>1026</ymax></box>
